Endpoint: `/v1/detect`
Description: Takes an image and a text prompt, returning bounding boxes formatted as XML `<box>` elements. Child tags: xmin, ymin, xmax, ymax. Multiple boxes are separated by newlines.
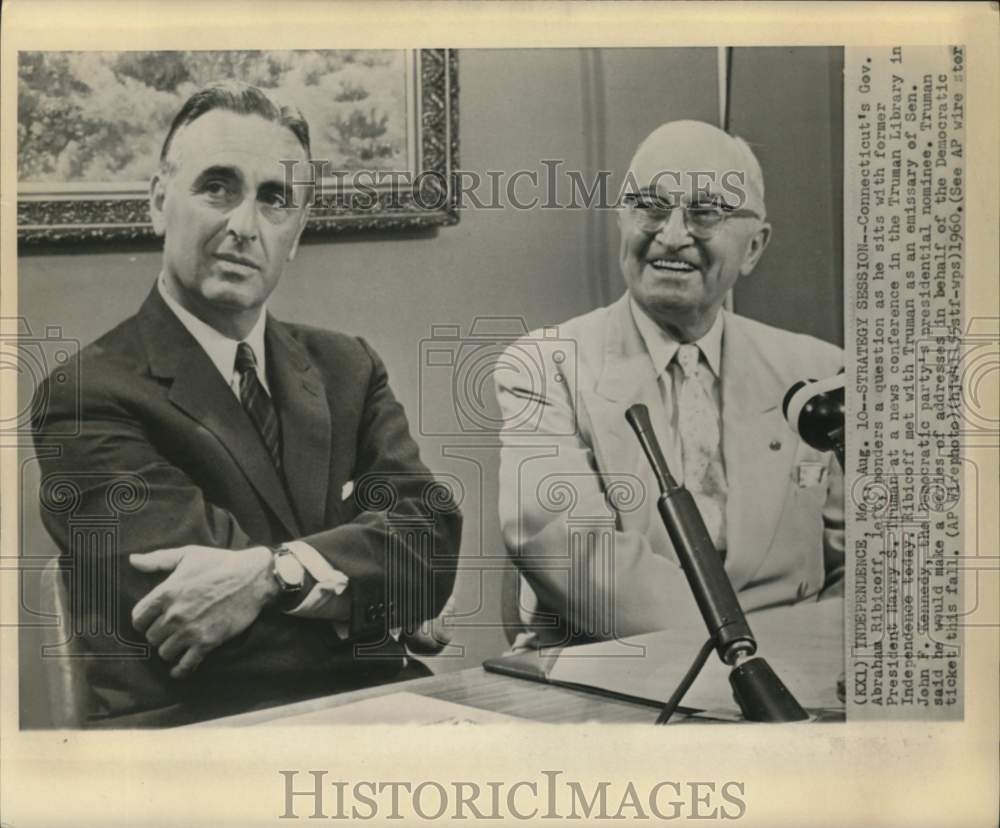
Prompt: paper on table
<box><xmin>548</xmin><ymin>598</ymin><xmax>844</xmax><ymax>715</ymax></box>
<box><xmin>266</xmin><ymin>691</ymin><xmax>521</xmax><ymax>726</ymax></box>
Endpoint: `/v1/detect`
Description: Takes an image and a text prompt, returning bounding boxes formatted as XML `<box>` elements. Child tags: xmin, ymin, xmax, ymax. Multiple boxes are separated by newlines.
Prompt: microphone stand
<box><xmin>625</xmin><ymin>404</ymin><xmax>809</xmax><ymax>724</ymax></box>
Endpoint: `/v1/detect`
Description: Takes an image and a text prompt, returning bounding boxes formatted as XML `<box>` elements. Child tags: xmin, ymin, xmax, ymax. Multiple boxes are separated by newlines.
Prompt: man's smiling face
<box><xmin>618</xmin><ymin>121</ymin><xmax>771</xmax><ymax>341</ymax></box>
<box><xmin>150</xmin><ymin>109</ymin><xmax>310</xmax><ymax>336</ymax></box>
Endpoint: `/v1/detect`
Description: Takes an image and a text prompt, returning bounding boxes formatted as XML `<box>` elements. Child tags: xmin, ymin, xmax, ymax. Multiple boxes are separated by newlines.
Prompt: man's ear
<box><xmin>739</xmin><ymin>221</ymin><xmax>771</xmax><ymax>277</ymax></box>
<box><xmin>149</xmin><ymin>173</ymin><xmax>168</xmax><ymax>236</ymax></box>
<box><xmin>615</xmin><ymin>208</ymin><xmax>629</xmax><ymax>269</ymax></box>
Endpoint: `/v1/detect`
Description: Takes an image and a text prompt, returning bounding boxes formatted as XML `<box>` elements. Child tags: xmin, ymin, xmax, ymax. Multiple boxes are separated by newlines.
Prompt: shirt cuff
<box><xmin>282</xmin><ymin>540</ymin><xmax>350</xmax><ymax>621</ymax></box>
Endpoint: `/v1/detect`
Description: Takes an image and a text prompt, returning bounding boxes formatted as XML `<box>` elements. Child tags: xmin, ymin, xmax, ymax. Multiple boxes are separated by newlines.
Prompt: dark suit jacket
<box><xmin>32</xmin><ymin>287</ymin><xmax>461</xmax><ymax>727</ymax></box>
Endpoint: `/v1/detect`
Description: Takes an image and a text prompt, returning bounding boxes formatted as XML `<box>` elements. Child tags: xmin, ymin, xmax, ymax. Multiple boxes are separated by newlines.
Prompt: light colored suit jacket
<box><xmin>495</xmin><ymin>293</ymin><xmax>843</xmax><ymax>647</ymax></box>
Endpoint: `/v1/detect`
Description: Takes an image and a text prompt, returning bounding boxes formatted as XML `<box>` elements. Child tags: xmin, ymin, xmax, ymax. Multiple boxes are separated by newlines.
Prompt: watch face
<box><xmin>274</xmin><ymin>552</ymin><xmax>305</xmax><ymax>590</ymax></box>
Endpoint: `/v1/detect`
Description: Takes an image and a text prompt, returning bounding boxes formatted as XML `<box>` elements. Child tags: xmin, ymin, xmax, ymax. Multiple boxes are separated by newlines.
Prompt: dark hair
<box><xmin>159</xmin><ymin>81</ymin><xmax>311</xmax><ymax>168</ymax></box>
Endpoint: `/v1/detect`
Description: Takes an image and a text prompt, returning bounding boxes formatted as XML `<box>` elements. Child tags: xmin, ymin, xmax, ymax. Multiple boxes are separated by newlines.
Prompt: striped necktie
<box><xmin>235</xmin><ymin>342</ymin><xmax>282</xmax><ymax>470</ymax></box>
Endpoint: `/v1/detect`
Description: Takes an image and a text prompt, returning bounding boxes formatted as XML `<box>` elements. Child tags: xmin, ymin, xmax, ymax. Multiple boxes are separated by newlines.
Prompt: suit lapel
<box><xmin>720</xmin><ymin>312</ymin><xmax>798</xmax><ymax>589</ymax></box>
<box><xmin>266</xmin><ymin>319</ymin><xmax>331</xmax><ymax>535</ymax></box>
<box><xmin>586</xmin><ymin>297</ymin><xmax>679</xmax><ymax>540</ymax></box>
<box><xmin>137</xmin><ymin>289</ymin><xmax>301</xmax><ymax>537</ymax></box>
<box><xmin>587</xmin><ymin>300</ymin><xmax>800</xmax><ymax>582</ymax></box>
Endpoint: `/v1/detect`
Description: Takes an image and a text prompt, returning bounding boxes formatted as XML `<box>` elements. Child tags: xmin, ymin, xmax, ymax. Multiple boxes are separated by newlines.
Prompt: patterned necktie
<box><xmin>235</xmin><ymin>342</ymin><xmax>282</xmax><ymax>470</ymax></box>
<box><xmin>675</xmin><ymin>343</ymin><xmax>727</xmax><ymax>550</ymax></box>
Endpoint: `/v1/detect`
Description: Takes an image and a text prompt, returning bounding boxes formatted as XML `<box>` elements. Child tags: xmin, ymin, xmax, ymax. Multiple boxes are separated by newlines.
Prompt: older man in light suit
<box><xmin>495</xmin><ymin>120</ymin><xmax>843</xmax><ymax>648</ymax></box>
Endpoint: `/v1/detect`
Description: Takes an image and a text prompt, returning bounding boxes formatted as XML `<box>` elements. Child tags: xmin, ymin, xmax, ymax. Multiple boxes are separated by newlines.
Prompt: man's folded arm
<box><xmin>280</xmin><ymin>540</ymin><xmax>349</xmax><ymax>621</ymax></box>
<box><xmin>32</xmin><ymin>346</ymin><xmax>459</xmax><ymax>660</ymax></box>
<box><xmin>32</xmin><ymin>375</ymin><xmax>254</xmax><ymax>615</ymax></box>
<box><xmin>289</xmin><ymin>339</ymin><xmax>461</xmax><ymax>638</ymax></box>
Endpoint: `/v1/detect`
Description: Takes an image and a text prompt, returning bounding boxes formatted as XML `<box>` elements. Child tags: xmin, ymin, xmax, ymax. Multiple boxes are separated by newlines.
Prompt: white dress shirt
<box><xmin>156</xmin><ymin>274</ymin><xmax>350</xmax><ymax>622</ymax></box>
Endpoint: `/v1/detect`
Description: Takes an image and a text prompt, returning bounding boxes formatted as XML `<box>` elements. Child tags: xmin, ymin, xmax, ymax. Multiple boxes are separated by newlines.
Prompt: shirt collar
<box><xmin>629</xmin><ymin>296</ymin><xmax>724</xmax><ymax>379</ymax></box>
<box><xmin>157</xmin><ymin>272</ymin><xmax>269</xmax><ymax>390</ymax></box>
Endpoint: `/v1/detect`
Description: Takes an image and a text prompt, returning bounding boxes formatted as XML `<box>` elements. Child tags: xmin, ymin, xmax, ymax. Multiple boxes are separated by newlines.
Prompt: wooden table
<box><xmin>203</xmin><ymin>664</ymin><xmax>666</xmax><ymax>726</ymax></box>
<box><xmin>202</xmin><ymin>600</ymin><xmax>847</xmax><ymax>726</ymax></box>
<box><xmin>202</xmin><ymin>664</ymin><xmax>845</xmax><ymax>726</ymax></box>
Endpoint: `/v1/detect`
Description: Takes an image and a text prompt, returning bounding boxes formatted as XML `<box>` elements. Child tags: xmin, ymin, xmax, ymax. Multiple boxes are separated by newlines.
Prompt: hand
<box><xmin>130</xmin><ymin>545</ymin><xmax>278</xmax><ymax>679</ymax></box>
<box><xmin>403</xmin><ymin>594</ymin><xmax>456</xmax><ymax>655</ymax></box>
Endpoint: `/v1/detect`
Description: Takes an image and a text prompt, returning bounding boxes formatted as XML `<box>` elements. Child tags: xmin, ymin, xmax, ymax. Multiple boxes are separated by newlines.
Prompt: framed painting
<box><xmin>16</xmin><ymin>48</ymin><xmax>458</xmax><ymax>243</ymax></box>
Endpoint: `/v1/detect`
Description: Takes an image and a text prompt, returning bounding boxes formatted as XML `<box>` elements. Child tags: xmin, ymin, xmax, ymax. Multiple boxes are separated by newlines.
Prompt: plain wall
<box><xmin>17</xmin><ymin>47</ymin><xmax>842</xmax><ymax>727</ymax></box>
<box><xmin>729</xmin><ymin>47</ymin><xmax>845</xmax><ymax>346</ymax></box>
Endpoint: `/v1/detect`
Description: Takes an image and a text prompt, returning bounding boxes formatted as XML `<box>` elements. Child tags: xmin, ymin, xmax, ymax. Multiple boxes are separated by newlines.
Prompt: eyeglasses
<box><xmin>621</xmin><ymin>193</ymin><xmax>761</xmax><ymax>239</ymax></box>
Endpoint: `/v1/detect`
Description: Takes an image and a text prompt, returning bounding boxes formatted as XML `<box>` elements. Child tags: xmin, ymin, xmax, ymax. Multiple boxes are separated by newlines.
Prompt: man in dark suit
<box><xmin>32</xmin><ymin>82</ymin><xmax>461</xmax><ymax>727</ymax></box>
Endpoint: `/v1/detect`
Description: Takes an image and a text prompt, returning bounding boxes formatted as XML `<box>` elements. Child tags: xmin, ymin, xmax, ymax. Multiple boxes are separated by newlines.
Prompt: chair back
<box><xmin>500</xmin><ymin>563</ymin><xmax>526</xmax><ymax>646</ymax></box>
<box><xmin>39</xmin><ymin>558</ymin><xmax>89</xmax><ymax>727</ymax></box>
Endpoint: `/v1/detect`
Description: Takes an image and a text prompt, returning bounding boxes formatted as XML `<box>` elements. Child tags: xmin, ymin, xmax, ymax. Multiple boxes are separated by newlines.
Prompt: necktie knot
<box><xmin>235</xmin><ymin>342</ymin><xmax>258</xmax><ymax>375</ymax></box>
<box><xmin>676</xmin><ymin>343</ymin><xmax>701</xmax><ymax>378</ymax></box>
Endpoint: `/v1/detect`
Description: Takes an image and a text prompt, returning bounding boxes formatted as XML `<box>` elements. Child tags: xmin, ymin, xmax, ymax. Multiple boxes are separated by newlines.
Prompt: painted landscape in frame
<box><xmin>17</xmin><ymin>48</ymin><xmax>458</xmax><ymax>242</ymax></box>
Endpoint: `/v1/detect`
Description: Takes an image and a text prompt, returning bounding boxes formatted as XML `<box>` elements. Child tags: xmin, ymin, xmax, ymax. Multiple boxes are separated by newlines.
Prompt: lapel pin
<box><xmin>769</xmin><ymin>440</ymin><xmax>782</xmax><ymax>451</ymax></box>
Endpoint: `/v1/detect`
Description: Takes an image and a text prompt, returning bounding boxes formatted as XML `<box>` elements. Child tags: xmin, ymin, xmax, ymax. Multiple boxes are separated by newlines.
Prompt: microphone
<box><xmin>782</xmin><ymin>372</ymin><xmax>845</xmax><ymax>468</ymax></box>
<box><xmin>626</xmin><ymin>403</ymin><xmax>810</xmax><ymax>723</ymax></box>
<box><xmin>625</xmin><ymin>404</ymin><xmax>755</xmax><ymax>666</ymax></box>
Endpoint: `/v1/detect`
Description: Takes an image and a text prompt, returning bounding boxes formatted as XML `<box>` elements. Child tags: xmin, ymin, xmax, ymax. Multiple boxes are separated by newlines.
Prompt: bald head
<box><xmin>627</xmin><ymin>120</ymin><xmax>766</xmax><ymax>217</ymax></box>
<box><xmin>617</xmin><ymin>120</ymin><xmax>773</xmax><ymax>342</ymax></box>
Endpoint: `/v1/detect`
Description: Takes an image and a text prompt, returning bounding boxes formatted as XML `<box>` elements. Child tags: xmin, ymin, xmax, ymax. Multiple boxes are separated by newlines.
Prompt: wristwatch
<box><xmin>270</xmin><ymin>544</ymin><xmax>306</xmax><ymax>611</ymax></box>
